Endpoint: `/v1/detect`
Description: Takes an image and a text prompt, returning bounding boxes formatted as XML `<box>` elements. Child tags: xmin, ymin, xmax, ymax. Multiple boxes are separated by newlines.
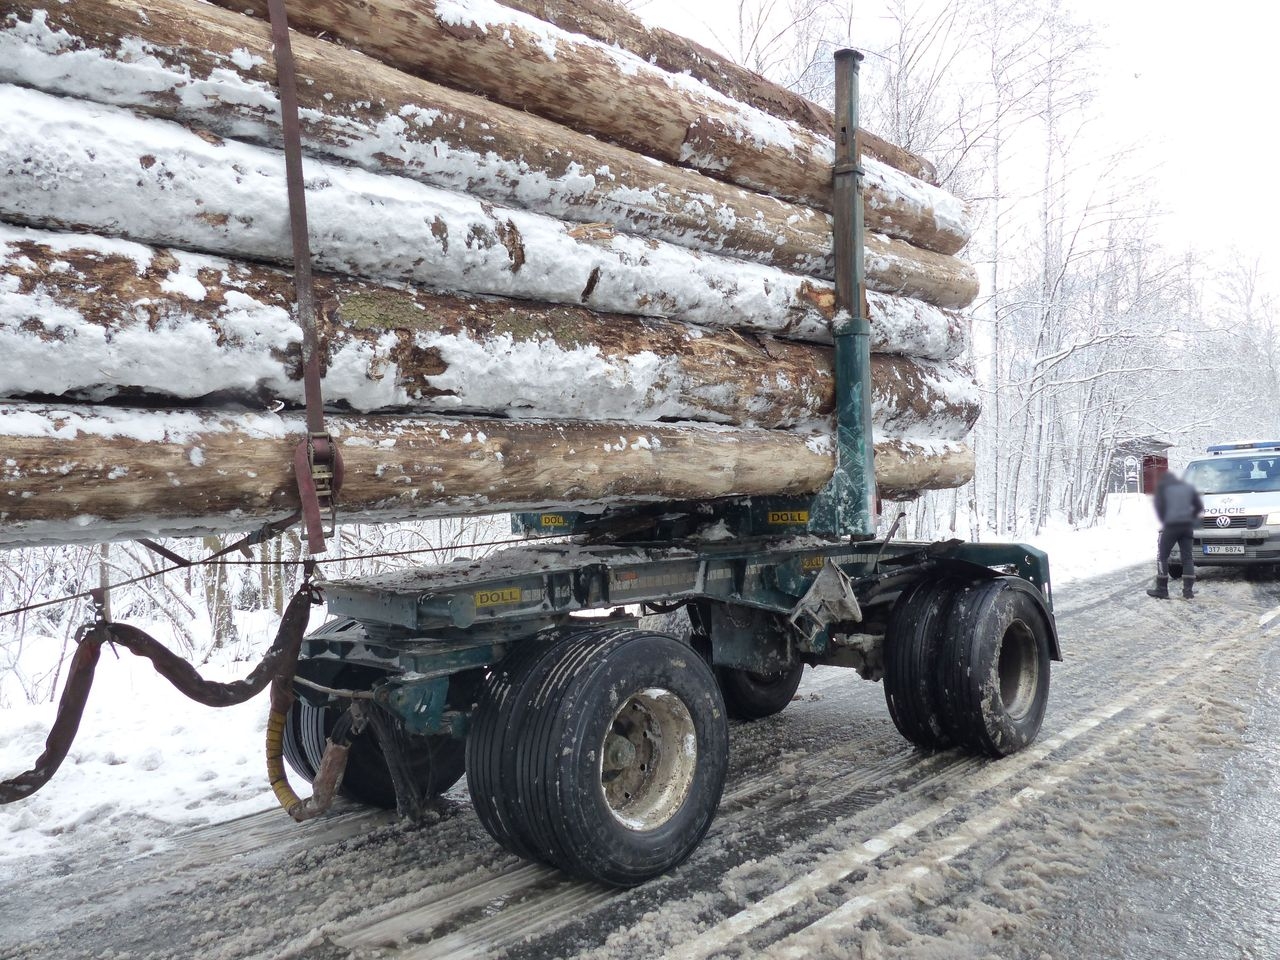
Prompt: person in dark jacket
<box><xmin>1147</xmin><ymin>470</ymin><xmax>1204</xmax><ymax>599</ymax></box>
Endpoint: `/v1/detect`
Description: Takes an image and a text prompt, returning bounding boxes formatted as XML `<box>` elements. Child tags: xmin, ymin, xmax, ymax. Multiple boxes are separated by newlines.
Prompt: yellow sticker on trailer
<box><xmin>768</xmin><ymin>510</ymin><xmax>810</xmax><ymax>524</ymax></box>
<box><xmin>540</xmin><ymin>514</ymin><xmax>568</xmax><ymax>527</ymax></box>
<box><xmin>474</xmin><ymin>587</ymin><xmax>522</xmax><ymax>607</ymax></box>
<box><xmin>802</xmin><ymin>556</ymin><xmax>827</xmax><ymax>572</ymax></box>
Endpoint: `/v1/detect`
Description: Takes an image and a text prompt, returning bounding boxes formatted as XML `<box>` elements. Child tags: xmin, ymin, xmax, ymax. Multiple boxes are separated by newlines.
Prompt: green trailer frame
<box><xmin>313</xmin><ymin>530</ymin><xmax>1056</xmax><ymax>739</ymax></box>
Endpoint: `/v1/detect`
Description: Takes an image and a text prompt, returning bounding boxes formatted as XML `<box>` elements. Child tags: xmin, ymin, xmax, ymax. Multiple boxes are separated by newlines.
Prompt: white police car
<box><xmin>1180</xmin><ymin>441</ymin><xmax>1280</xmax><ymax>569</ymax></box>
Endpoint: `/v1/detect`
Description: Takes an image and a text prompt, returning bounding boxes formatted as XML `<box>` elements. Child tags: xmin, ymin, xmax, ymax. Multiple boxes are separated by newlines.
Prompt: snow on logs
<box><xmin>493</xmin><ymin>0</ymin><xmax>940</xmax><ymax>185</ymax></box>
<box><xmin>200</xmin><ymin>0</ymin><xmax>957</xmax><ymax>224</ymax></box>
<box><xmin>0</xmin><ymin>404</ymin><xmax>976</xmax><ymax>549</ymax></box>
<box><xmin>0</xmin><ymin>0</ymin><xmax>983</xmax><ymax>545</ymax></box>
<box><xmin>0</xmin><ymin>87</ymin><xmax>980</xmax><ymax>321</ymax></box>
<box><xmin>0</xmin><ymin>0</ymin><xmax>969</xmax><ymax>260</ymax></box>
<box><xmin>0</xmin><ymin>227</ymin><xmax>980</xmax><ymax>438</ymax></box>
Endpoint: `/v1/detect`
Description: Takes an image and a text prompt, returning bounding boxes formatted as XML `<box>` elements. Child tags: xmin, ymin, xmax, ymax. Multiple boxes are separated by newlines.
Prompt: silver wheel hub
<box><xmin>998</xmin><ymin>620</ymin><xmax>1039</xmax><ymax>720</ymax></box>
<box><xmin>599</xmin><ymin>688</ymin><xmax>697</xmax><ymax>831</ymax></box>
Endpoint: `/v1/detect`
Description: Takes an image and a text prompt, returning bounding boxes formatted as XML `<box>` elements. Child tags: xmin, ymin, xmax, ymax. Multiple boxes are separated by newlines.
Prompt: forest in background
<box><xmin>3</xmin><ymin>0</ymin><xmax>1277</xmax><ymax>705</ymax></box>
<box><xmin>720</xmin><ymin>0</ymin><xmax>1279</xmax><ymax>538</ymax></box>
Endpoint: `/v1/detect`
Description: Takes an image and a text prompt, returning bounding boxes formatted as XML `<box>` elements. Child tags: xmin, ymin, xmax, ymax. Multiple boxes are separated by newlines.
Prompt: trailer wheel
<box><xmin>284</xmin><ymin>681</ymin><xmax>466</xmax><ymax>808</ymax></box>
<box><xmin>466</xmin><ymin>630</ymin><xmax>602</xmax><ymax>860</ymax></box>
<box><xmin>283</xmin><ymin>616</ymin><xmax>359</xmax><ymax>784</ymax></box>
<box><xmin>513</xmin><ymin>629</ymin><xmax>728</xmax><ymax>887</ymax></box>
<box><xmin>717</xmin><ymin>663</ymin><xmax>805</xmax><ymax>720</ymax></box>
<box><xmin>283</xmin><ymin>620</ymin><xmax>465</xmax><ymax>808</ymax></box>
<box><xmin>283</xmin><ymin>693</ymin><xmax>323</xmax><ymax>782</ymax></box>
<box><xmin>936</xmin><ymin>579</ymin><xmax>1052</xmax><ymax>757</ymax></box>
<box><xmin>882</xmin><ymin>577</ymin><xmax>963</xmax><ymax>750</ymax></box>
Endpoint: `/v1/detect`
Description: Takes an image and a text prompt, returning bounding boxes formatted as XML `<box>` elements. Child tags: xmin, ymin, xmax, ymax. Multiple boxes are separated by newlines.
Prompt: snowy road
<box><xmin>3</xmin><ymin>563</ymin><xmax>1279</xmax><ymax>960</ymax></box>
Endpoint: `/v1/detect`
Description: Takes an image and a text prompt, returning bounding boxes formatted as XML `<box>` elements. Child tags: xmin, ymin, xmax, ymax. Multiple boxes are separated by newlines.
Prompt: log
<box><xmin>0</xmin><ymin>226</ymin><xmax>980</xmax><ymax>437</ymax></box>
<box><xmin>0</xmin><ymin>403</ymin><xmax>975</xmax><ymax>549</ymax></box>
<box><xmin>204</xmin><ymin>0</ymin><xmax>945</xmax><ymax>219</ymax></box>
<box><xmin>874</xmin><ymin>439</ymin><xmax>975</xmax><ymax>496</ymax></box>
<box><xmin>494</xmin><ymin>0</ymin><xmax>939</xmax><ymax>184</ymax></box>
<box><xmin>0</xmin><ymin>89</ymin><xmax>981</xmax><ymax>333</ymax></box>
<box><xmin>0</xmin><ymin>0</ymin><xmax>971</xmax><ymax>258</ymax></box>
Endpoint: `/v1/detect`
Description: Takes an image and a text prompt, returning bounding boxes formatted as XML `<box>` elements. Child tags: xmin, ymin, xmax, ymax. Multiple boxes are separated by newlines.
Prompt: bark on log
<box><xmin>202</xmin><ymin>0</ymin><xmax>946</xmax><ymax>219</ymax></box>
<box><xmin>0</xmin><ymin>403</ymin><xmax>974</xmax><ymax>549</ymax></box>
<box><xmin>0</xmin><ymin>89</ymin><xmax>980</xmax><ymax>332</ymax></box>
<box><xmin>495</xmin><ymin>0</ymin><xmax>939</xmax><ymax>185</ymax></box>
<box><xmin>0</xmin><ymin>227</ymin><xmax>980</xmax><ymax>437</ymax></box>
<box><xmin>0</xmin><ymin>0</ymin><xmax>970</xmax><ymax>259</ymax></box>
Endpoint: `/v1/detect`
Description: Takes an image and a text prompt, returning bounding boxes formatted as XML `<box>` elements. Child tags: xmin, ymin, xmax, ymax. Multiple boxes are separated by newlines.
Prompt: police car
<box><xmin>1180</xmin><ymin>441</ymin><xmax>1280</xmax><ymax>568</ymax></box>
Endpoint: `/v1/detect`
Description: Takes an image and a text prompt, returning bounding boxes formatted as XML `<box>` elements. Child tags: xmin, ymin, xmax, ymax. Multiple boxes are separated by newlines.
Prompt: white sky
<box><xmin>1080</xmin><ymin>0</ymin><xmax>1280</xmax><ymax>256</ymax></box>
<box><xmin>631</xmin><ymin>0</ymin><xmax>1280</xmax><ymax>282</ymax></box>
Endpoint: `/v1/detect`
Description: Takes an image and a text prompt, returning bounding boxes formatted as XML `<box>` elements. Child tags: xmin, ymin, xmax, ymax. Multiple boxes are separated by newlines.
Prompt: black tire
<box><xmin>283</xmin><ymin>695</ymin><xmax>323</xmax><ymax>782</ymax></box>
<box><xmin>282</xmin><ymin>617</ymin><xmax>364</xmax><ymax>783</ymax></box>
<box><xmin>717</xmin><ymin>663</ymin><xmax>805</xmax><ymax>720</ymax></box>
<box><xmin>513</xmin><ymin>630</ymin><xmax>728</xmax><ymax>886</ymax></box>
<box><xmin>882</xmin><ymin>577</ymin><xmax>963</xmax><ymax>750</ymax></box>
<box><xmin>466</xmin><ymin>629</ymin><xmax>600</xmax><ymax>860</ymax></box>
<box><xmin>285</xmin><ymin>688</ymin><xmax>466</xmax><ymax>808</ymax></box>
<box><xmin>284</xmin><ymin>620</ymin><xmax>466</xmax><ymax>809</ymax></box>
<box><xmin>935</xmin><ymin>579</ymin><xmax>1052</xmax><ymax>757</ymax></box>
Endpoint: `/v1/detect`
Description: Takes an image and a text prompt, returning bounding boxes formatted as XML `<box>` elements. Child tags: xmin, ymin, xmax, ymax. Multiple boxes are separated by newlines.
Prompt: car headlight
<box><xmin>1267</xmin><ymin>512</ymin><xmax>1280</xmax><ymax>526</ymax></box>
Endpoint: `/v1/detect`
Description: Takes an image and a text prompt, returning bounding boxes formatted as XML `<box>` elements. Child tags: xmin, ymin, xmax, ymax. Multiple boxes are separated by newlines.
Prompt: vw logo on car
<box><xmin>1215</xmin><ymin>515</ymin><xmax>1232</xmax><ymax>528</ymax></box>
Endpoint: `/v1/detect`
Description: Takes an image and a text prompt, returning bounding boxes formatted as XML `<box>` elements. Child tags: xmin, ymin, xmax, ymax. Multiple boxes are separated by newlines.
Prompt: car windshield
<box><xmin>1184</xmin><ymin>457</ymin><xmax>1280</xmax><ymax>494</ymax></box>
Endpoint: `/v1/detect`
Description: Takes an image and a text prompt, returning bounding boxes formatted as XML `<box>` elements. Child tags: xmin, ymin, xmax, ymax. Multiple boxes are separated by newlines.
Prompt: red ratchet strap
<box><xmin>266</xmin><ymin>0</ymin><xmax>343</xmax><ymax>554</ymax></box>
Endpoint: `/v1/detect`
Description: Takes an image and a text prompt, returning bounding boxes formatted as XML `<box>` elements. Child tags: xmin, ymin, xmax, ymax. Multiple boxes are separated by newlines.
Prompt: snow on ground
<box><xmin>0</xmin><ymin>497</ymin><xmax>1163</xmax><ymax>869</ymax></box>
<box><xmin>0</xmin><ymin>609</ymin><xmax>284</xmax><ymax>868</ymax></box>
<box><xmin>1024</xmin><ymin>491</ymin><xmax>1159</xmax><ymax>586</ymax></box>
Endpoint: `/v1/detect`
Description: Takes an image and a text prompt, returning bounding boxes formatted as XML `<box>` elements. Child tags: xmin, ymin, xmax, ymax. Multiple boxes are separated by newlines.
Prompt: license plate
<box><xmin>1204</xmin><ymin>545</ymin><xmax>1246</xmax><ymax>555</ymax></box>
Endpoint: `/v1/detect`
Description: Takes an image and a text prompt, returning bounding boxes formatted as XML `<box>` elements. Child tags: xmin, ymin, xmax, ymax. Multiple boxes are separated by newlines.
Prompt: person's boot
<box><xmin>1146</xmin><ymin>576</ymin><xmax>1169</xmax><ymax>599</ymax></box>
<box><xmin>1182</xmin><ymin>577</ymin><xmax>1195</xmax><ymax>599</ymax></box>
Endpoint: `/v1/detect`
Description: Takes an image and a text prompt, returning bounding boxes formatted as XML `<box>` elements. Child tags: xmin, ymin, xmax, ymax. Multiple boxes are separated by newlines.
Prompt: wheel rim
<box><xmin>599</xmin><ymin>687</ymin><xmax>698</xmax><ymax>832</ymax></box>
<box><xmin>997</xmin><ymin>620</ymin><xmax>1040</xmax><ymax>721</ymax></box>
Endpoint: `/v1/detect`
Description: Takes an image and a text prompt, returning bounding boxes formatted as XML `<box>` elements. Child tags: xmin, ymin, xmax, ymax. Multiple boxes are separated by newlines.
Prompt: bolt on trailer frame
<box><xmin>286</xmin><ymin>51</ymin><xmax>1060</xmax><ymax>887</ymax></box>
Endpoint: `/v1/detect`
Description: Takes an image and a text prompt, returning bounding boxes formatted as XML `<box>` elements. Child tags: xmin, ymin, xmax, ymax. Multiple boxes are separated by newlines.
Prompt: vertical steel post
<box><xmin>809</xmin><ymin>49</ymin><xmax>877</xmax><ymax>539</ymax></box>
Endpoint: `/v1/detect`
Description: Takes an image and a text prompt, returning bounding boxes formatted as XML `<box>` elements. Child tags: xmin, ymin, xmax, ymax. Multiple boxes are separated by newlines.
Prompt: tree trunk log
<box><xmin>0</xmin><ymin>227</ymin><xmax>980</xmax><ymax>437</ymax></box>
<box><xmin>201</xmin><ymin>0</ymin><xmax>948</xmax><ymax>221</ymax></box>
<box><xmin>0</xmin><ymin>89</ymin><xmax>980</xmax><ymax>328</ymax></box>
<box><xmin>495</xmin><ymin>0</ymin><xmax>939</xmax><ymax>184</ymax></box>
<box><xmin>0</xmin><ymin>0</ymin><xmax>970</xmax><ymax>259</ymax></box>
<box><xmin>0</xmin><ymin>403</ymin><xmax>974</xmax><ymax>549</ymax></box>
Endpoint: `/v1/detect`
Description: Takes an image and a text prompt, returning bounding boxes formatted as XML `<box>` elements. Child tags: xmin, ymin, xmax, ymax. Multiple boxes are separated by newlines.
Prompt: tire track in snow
<box><xmin>545</xmin><ymin>608</ymin><xmax>1275</xmax><ymax>960</ymax></box>
<box><xmin>763</xmin><ymin>703</ymin><xmax>1170</xmax><ymax>960</ymax></box>
<box><xmin>330</xmin><ymin>741</ymin><xmax>978</xmax><ymax>955</ymax></box>
<box><xmin>1050</xmin><ymin>561</ymin><xmax>1151</xmax><ymax>617</ymax></box>
<box><xmin>171</xmin><ymin>804</ymin><xmax>395</xmax><ymax>867</ymax></box>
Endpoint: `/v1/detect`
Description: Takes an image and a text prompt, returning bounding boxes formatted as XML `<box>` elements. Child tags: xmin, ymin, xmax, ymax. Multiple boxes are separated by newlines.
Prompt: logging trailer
<box><xmin>275</xmin><ymin>51</ymin><xmax>1060</xmax><ymax>887</ymax></box>
<box><xmin>0</xmin><ymin>46</ymin><xmax>1058</xmax><ymax>888</ymax></box>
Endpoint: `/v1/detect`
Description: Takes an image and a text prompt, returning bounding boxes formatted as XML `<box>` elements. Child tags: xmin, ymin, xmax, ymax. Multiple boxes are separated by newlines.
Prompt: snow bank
<box><xmin>1028</xmin><ymin>493</ymin><xmax>1159</xmax><ymax>585</ymax></box>
<box><xmin>0</xmin><ymin>612</ymin><xmax>282</xmax><ymax>868</ymax></box>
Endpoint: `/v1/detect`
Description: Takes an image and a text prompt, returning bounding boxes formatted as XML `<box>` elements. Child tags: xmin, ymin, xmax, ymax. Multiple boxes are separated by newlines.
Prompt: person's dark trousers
<box><xmin>1155</xmin><ymin>523</ymin><xmax>1196</xmax><ymax>598</ymax></box>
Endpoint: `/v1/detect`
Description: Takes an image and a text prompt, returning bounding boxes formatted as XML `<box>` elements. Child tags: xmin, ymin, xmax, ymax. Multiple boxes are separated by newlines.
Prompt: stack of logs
<box><xmin>0</xmin><ymin>0</ymin><xmax>981</xmax><ymax>549</ymax></box>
